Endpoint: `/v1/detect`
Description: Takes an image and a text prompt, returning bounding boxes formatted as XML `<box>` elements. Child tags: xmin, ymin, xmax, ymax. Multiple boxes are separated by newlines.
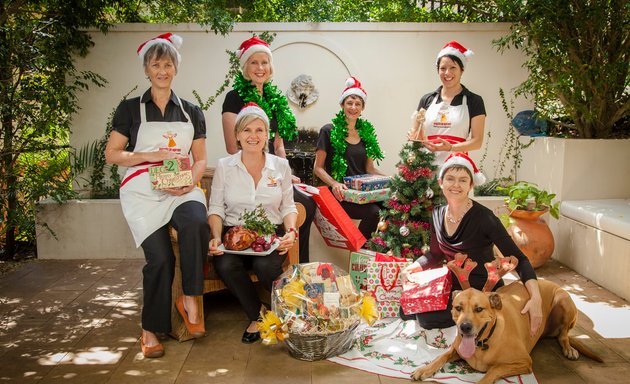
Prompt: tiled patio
<box><xmin>1</xmin><ymin>258</ymin><xmax>629</xmax><ymax>383</ymax></box>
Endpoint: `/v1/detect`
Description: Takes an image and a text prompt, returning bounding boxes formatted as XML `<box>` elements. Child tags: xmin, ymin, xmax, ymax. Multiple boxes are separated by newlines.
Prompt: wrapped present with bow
<box><xmin>343</xmin><ymin>174</ymin><xmax>391</xmax><ymax>191</ymax></box>
<box><xmin>341</xmin><ymin>188</ymin><xmax>390</xmax><ymax>204</ymax></box>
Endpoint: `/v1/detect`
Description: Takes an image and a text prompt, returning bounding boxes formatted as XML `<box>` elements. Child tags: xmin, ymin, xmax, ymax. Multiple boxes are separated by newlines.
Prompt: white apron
<box><xmin>119</xmin><ymin>96</ymin><xmax>206</xmax><ymax>247</ymax></box>
<box><xmin>423</xmin><ymin>94</ymin><xmax>471</xmax><ymax>165</ymax></box>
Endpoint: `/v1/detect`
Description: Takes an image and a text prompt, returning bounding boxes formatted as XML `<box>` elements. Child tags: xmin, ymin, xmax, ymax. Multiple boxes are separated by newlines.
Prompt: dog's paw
<box><xmin>563</xmin><ymin>345</ymin><xmax>579</xmax><ymax>360</ymax></box>
<box><xmin>411</xmin><ymin>366</ymin><xmax>435</xmax><ymax>381</ymax></box>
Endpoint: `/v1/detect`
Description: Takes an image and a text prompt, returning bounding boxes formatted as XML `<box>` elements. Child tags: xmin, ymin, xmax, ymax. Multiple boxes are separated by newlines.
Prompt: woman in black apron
<box><xmin>105</xmin><ymin>33</ymin><xmax>209</xmax><ymax>358</ymax></box>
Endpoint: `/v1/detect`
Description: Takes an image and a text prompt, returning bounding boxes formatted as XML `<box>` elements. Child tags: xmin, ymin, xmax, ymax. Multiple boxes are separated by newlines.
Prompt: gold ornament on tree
<box><xmin>377</xmin><ymin>220</ymin><xmax>388</xmax><ymax>232</ymax></box>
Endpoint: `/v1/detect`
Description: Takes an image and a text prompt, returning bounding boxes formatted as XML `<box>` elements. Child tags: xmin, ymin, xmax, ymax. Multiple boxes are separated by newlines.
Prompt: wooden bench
<box><xmin>169</xmin><ymin>168</ymin><xmax>306</xmax><ymax>341</ymax></box>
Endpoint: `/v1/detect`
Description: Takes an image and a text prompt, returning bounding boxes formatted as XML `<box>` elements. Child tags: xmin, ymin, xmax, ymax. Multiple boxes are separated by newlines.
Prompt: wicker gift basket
<box><xmin>259</xmin><ymin>262</ymin><xmax>378</xmax><ymax>361</ymax></box>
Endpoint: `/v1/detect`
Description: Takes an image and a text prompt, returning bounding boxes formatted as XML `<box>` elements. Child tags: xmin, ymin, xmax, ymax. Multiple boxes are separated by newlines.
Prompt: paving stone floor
<box><xmin>0</xmin><ymin>258</ymin><xmax>628</xmax><ymax>383</ymax></box>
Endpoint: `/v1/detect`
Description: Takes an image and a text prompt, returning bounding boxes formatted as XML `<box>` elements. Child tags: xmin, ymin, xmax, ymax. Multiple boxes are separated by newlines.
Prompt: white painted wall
<box><xmin>71</xmin><ymin>22</ymin><xmax>530</xmax><ymax>183</ymax></box>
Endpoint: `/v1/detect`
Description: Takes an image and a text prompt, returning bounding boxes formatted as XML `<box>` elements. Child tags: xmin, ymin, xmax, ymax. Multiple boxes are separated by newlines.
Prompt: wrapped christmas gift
<box><xmin>259</xmin><ymin>262</ymin><xmax>379</xmax><ymax>361</ymax></box>
<box><xmin>343</xmin><ymin>174</ymin><xmax>391</xmax><ymax>191</ymax></box>
<box><xmin>342</xmin><ymin>188</ymin><xmax>390</xmax><ymax>204</ymax></box>
<box><xmin>400</xmin><ymin>266</ymin><xmax>452</xmax><ymax>315</ymax></box>
<box><xmin>149</xmin><ymin>158</ymin><xmax>193</xmax><ymax>190</ymax></box>
<box><xmin>348</xmin><ymin>249</ymin><xmax>386</xmax><ymax>291</ymax></box>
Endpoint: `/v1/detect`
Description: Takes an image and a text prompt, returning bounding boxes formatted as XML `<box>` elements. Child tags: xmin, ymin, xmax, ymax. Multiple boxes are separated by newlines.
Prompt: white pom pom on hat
<box><xmin>137</xmin><ymin>32</ymin><xmax>183</xmax><ymax>65</ymax></box>
<box><xmin>436</xmin><ymin>41</ymin><xmax>474</xmax><ymax>66</ymax></box>
<box><xmin>236</xmin><ymin>102</ymin><xmax>270</xmax><ymax>128</ymax></box>
<box><xmin>339</xmin><ymin>76</ymin><xmax>368</xmax><ymax>104</ymax></box>
<box><xmin>439</xmin><ymin>152</ymin><xmax>486</xmax><ymax>186</ymax></box>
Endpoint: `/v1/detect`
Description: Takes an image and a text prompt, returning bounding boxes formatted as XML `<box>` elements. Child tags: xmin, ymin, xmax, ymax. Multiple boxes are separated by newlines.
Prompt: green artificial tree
<box><xmin>369</xmin><ymin>141</ymin><xmax>441</xmax><ymax>259</ymax></box>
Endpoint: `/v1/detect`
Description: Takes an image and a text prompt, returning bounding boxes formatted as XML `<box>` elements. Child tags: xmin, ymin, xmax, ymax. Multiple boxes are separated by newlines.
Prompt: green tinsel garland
<box><xmin>330</xmin><ymin>110</ymin><xmax>384</xmax><ymax>182</ymax></box>
<box><xmin>233</xmin><ymin>72</ymin><xmax>297</xmax><ymax>141</ymax></box>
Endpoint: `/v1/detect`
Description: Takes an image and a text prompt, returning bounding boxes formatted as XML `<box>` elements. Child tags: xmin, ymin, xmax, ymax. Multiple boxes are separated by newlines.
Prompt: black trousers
<box><xmin>213</xmin><ymin>226</ymin><xmax>287</xmax><ymax>321</ymax></box>
<box><xmin>339</xmin><ymin>200</ymin><xmax>382</xmax><ymax>240</ymax></box>
<box><xmin>293</xmin><ymin>189</ymin><xmax>316</xmax><ymax>263</ymax></box>
<box><xmin>140</xmin><ymin>201</ymin><xmax>209</xmax><ymax>334</ymax></box>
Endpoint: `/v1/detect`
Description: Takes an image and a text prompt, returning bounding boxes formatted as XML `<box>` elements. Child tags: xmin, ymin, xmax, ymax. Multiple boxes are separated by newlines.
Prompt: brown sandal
<box><xmin>141</xmin><ymin>334</ymin><xmax>164</xmax><ymax>358</ymax></box>
<box><xmin>175</xmin><ymin>296</ymin><xmax>205</xmax><ymax>338</ymax></box>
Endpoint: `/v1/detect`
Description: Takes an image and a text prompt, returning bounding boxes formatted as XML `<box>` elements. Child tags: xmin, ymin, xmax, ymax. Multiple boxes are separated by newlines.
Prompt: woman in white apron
<box><xmin>105</xmin><ymin>33</ymin><xmax>209</xmax><ymax>358</ymax></box>
<box><xmin>410</xmin><ymin>41</ymin><xmax>486</xmax><ymax>166</ymax></box>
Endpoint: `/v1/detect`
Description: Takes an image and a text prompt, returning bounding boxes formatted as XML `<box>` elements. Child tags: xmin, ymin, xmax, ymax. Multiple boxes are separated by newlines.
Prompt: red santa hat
<box><xmin>236</xmin><ymin>102</ymin><xmax>270</xmax><ymax>128</ymax></box>
<box><xmin>436</xmin><ymin>41</ymin><xmax>474</xmax><ymax>66</ymax></box>
<box><xmin>137</xmin><ymin>32</ymin><xmax>183</xmax><ymax>66</ymax></box>
<box><xmin>339</xmin><ymin>76</ymin><xmax>367</xmax><ymax>104</ymax></box>
<box><xmin>439</xmin><ymin>152</ymin><xmax>486</xmax><ymax>185</ymax></box>
<box><xmin>237</xmin><ymin>36</ymin><xmax>273</xmax><ymax>72</ymax></box>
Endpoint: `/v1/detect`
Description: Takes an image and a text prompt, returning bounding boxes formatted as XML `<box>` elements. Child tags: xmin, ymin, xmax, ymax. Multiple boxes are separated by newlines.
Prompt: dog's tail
<box><xmin>569</xmin><ymin>338</ymin><xmax>604</xmax><ymax>363</ymax></box>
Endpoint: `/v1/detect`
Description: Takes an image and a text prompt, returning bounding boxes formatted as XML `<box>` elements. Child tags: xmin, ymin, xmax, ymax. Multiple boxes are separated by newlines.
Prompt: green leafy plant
<box><xmin>239</xmin><ymin>204</ymin><xmax>276</xmax><ymax>236</ymax></box>
<box><xmin>497</xmin><ymin>181</ymin><xmax>560</xmax><ymax>219</ymax></box>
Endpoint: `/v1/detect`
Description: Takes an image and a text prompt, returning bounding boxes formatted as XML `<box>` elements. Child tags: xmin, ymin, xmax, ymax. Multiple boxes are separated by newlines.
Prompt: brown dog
<box><xmin>411</xmin><ymin>279</ymin><xmax>601</xmax><ymax>383</ymax></box>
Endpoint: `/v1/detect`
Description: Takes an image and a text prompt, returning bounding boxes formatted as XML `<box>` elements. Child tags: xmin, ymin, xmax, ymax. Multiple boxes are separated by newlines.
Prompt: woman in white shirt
<box><xmin>208</xmin><ymin>103</ymin><xmax>298</xmax><ymax>343</ymax></box>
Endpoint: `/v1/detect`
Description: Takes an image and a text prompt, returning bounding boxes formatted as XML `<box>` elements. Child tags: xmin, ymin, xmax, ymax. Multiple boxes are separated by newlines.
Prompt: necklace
<box><xmin>233</xmin><ymin>72</ymin><xmax>298</xmax><ymax>141</ymax></box>
<box><xmin>446</xmin><ymin>199</ymin><xmax>472</xmax><ymax>224</ymax></box>
<box><xmin>330</xmin><ymin>110</ymin><xmax>384</xmax><ymax>181</ymax></box>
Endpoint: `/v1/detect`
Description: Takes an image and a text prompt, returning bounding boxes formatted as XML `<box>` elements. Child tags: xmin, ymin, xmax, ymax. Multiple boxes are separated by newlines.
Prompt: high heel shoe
<box><xmin>241</xmin><ymin>329</ymin><xmax>261</xmax><ymax>344</ymax></box>
<box><xmin>175</xmin><ymin>296</ymin><xmax>205</xmax><ymax>338</ymax></box>
<box><xmin>141</xmin><ymin>334</ymin><xmax>164</xmax><ymax>358</ymax></box>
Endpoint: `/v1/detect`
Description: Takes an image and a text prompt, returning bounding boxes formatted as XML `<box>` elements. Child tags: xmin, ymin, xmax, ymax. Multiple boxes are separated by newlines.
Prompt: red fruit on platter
<box><xmin>263</xmin><ymin>242</ymin><xmax>271</xmax><ymax>251</ymax></box>
<box><xmin>255</xmin><ymin>236</ymin><xmax>265</xmax><ymax>245</ymax></box>
<box><xmin>252</xmin><ymin>245</ymin><xmax>263</xmax><ymax>252</ymax></box>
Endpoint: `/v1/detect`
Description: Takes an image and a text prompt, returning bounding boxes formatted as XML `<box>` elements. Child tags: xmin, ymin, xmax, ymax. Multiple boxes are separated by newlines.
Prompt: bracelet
<box><xmin>286</xmin><ymin>227</ymin><xmax>299</xmax><ymax>237</ymax></box>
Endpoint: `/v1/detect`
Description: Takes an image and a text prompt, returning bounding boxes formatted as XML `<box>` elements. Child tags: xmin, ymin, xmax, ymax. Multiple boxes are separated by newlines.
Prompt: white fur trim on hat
<box><xmin>439</xmin><ymin>152</ymin><xmax>486</xmax><ymax>185</ymax></box>
<box><xmin>237</xmin><ymin>36</ymin><xmax>273</xmax><ymax>73</ymax></box>
<box><xmin>339</xmin><ymin>76</ymin><xmax>367</xmax><ymax>104</ymax></box>
<box><xmin>436</xmin><ymin>41</ymin><xmax>474</xmax><ymax>66</ymax></box>
<box><xmin>137</xmin><ymin>32</ymin><xmax>183</xmax><ymax>65</ymax></box>
<box><xmin>236</xmin><ymin>102</ymin><xmax>270</xmax><ymax>128</ymax></box>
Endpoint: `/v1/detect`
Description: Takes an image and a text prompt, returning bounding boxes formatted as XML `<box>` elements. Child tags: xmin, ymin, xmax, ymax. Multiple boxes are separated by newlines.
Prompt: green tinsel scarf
<box><xmin>330</xmin><ymin>110</ymin><xmax>384</xmax><ymax>182</ymax></box>
<box><xmin>233</xmin><ymin>72</ymin><xmax>298</xmax><ymax>141</ymax></box>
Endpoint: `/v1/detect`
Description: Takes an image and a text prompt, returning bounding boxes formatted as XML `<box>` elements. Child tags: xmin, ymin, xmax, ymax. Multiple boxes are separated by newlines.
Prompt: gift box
<box><xmin>295</xmin><ymin>184</ymin><xmax>366</xmax><ymax>251</ymax></box>
<box><xmin>366</xmin><ymin>258</ymin><xmax>412</xmax><ymax>318</ymax></box>
<box><xmin>149</xmin><ymin>158</ymin><xmax>193</xmax><ymax>190</ymax></box>
<box><xmin>343</xmin><ymin>174</ymin><xmax>391</xmax><ymax>191</ymax></box>
<box><xmin>342</xmin><ymin>188</ymin><xmax>390</xmax><ymax>204</ymax></box>
<box><xmin>400</xmin><ymin>266</ymin><xmax>452</xmax><ymax>315</ymax></box>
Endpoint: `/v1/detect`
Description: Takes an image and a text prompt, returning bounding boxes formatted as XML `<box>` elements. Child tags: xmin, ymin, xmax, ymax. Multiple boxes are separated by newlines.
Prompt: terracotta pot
<box><xmin>506</xmin><ymin>209</ymin><xmax>554</xmax><ymax>268</ymax></box>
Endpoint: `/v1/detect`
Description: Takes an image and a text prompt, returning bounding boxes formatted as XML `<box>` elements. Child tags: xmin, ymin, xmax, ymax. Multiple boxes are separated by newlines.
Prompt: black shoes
<box><xmin>241</xmin><ymin>329</ymin><xmax>261</xmax><ymax>344</ymax></box>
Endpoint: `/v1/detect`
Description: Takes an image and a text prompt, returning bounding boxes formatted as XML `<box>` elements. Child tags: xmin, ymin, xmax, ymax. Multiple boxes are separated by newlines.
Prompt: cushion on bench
<box><xmin>560</xmin><ymin>199</ymin><xmax>630</xmax><ymax>241</ymax></box>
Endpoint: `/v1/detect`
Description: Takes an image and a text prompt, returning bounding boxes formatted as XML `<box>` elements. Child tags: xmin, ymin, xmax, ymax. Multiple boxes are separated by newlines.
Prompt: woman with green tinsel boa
<box><xmin>221</xmin><ymin>36</ymin><xmax>316</xmax><ymax>266</ymax></box>
<box><xmin>313</xmin><ymin>77</ymin><xmax>386</xmax><ymax>240</ymax></box>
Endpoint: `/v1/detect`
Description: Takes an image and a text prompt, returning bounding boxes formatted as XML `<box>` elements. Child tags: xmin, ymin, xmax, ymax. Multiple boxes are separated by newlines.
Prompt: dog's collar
<box><xmin>475</xmin><ymin>319</ymin><xmax>497</xmax><ymax>351</ymax></box>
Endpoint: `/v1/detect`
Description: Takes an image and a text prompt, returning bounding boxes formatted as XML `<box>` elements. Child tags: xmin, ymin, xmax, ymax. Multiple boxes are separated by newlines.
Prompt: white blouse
<box><xmin>208</xmin><ymin>152</ymin><xmax>297</xmax><ymax>226</ymax></box>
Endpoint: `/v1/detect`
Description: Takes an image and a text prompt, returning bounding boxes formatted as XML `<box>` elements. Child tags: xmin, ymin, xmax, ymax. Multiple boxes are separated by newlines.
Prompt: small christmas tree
<box><xmin>369</xmin><ymin>141</ymin><xmax>441</xmax><ymax>259</ymax></box>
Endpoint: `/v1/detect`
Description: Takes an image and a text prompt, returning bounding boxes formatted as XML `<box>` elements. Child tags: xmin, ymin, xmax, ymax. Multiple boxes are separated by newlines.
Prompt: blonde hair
<box><xmin>242</xmin><ymin>52</ymin><xmax>274</xmax><ymax>81</ymax></box>
<box><xmin>235</xmin><ymin>114</ymin><xmax>269</xmax><ymax>150</ymax></box>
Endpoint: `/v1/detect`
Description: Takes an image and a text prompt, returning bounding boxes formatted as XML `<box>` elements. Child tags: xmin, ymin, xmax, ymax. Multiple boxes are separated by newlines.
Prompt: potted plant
<box><xmin>497</xmin><ymin>181</ymin><xmax>560</xmax><ymax>221</ymax></box>
<box><xmin>496</xmin><ymin>181</ymin><xmax>560</xmax><ymax>268</ymax></box>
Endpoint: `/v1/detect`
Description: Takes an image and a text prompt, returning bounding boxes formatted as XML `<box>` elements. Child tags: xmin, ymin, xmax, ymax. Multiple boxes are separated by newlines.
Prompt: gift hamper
<box><xmin>258</xmin><ymin>262</ymin><xmax>378</xmax><ymax>361</ymax></box>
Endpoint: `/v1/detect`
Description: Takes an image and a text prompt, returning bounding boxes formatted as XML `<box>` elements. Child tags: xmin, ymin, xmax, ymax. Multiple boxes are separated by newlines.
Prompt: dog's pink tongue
<box><xmin>457</xmin><ymin>335</ymin><xmax>476</xmax><ymax>358</ymax></box>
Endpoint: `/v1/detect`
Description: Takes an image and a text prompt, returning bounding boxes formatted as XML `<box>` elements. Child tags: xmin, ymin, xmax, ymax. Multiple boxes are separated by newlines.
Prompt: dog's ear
<box><xmin>488</xmin><ymin>292</ymin><xmax>502</xmax><ymax>310</ymax></box>
<box><xmin>451</xmin><ymin>290</ymin><xmax>462</xmax><ymax>300</ymax></box>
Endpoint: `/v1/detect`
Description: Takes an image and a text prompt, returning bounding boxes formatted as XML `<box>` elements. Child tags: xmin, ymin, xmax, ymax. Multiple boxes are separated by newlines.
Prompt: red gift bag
<box><xmin>400</xmin><ymin>266</ymin><xmax>452</xmax><ymax>315</ymax></box>
<box><xmin>295</xmin><ymin>184</ymin><xmax>366</xmax><ymax>251</ymax></box>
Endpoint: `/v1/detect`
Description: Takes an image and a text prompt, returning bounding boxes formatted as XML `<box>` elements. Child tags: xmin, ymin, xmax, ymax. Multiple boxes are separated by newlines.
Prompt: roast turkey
<box><xmin>223</xmin><ymin>226</ymin><xmax>257</xmax><ymax>251</ymax></box>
